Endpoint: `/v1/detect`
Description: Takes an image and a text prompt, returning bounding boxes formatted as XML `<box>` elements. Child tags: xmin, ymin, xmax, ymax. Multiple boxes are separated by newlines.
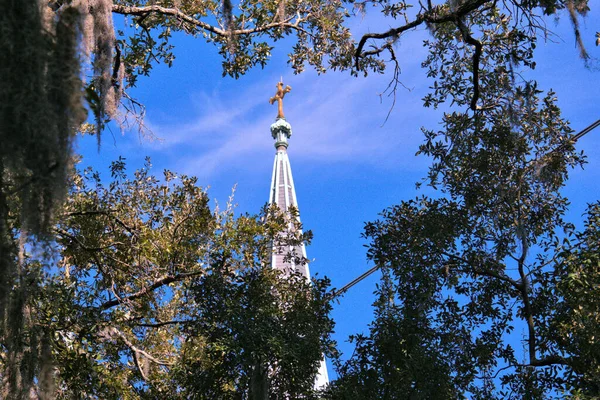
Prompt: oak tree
<box><xmin>1</xmin><ymin>0</ymin><xmax>597</xmax><ymax>398</ymax></box>
<box><xmin>1</xmin><ymin>160</ymin><xmax>333</xmax><ymax>398</ymax></box>
<box><xmin>326</xmin><ymin>0</ymin><xmax>598</xmax><ymax>397</ymax></box>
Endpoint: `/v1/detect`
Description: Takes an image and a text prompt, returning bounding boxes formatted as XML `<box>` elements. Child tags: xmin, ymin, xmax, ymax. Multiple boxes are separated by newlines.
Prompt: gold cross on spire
<box><xmin>269</xmin><ymin>80</ymin><xmax>292</xmax><ymax>119</ymax></box>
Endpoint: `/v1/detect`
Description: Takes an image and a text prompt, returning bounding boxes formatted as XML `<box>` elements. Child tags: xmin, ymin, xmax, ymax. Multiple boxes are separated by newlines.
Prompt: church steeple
<box><xmin>268</xmin><ymin>117</ymin><xmax>309</xmax><ymax>277</ymax></box>
<box><xmin>268</xmin><ymin>83</ymin><xmax>307</xmax><ymax>278</ymax></box>
<box><xmin>267</xmin><ymin>82</ymin><xmax>329</xmax><ymax>387</ymax></box>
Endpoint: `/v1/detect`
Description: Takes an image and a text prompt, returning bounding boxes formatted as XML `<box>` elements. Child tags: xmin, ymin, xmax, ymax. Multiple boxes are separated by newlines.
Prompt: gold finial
<box><xmin>269</xmin><ymin>81</ymin><xmax>292</xmax><ymax>119</ymax></box>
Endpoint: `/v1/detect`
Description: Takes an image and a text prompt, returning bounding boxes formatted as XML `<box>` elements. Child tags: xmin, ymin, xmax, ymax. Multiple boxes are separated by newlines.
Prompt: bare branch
<box><xmin>375</xmin><ymin>44</ymin><xmax>413</xmax><ymax>125</ymax></box>
<box><xmin>354</xmin><ymin>0</ymin><xmax>493</xmax><ymax>69</ymax></box>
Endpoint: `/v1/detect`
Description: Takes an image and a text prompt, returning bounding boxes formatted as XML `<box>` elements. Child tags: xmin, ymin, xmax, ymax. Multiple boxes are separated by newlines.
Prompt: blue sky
<box><xmin>78</xmin><ymin>8</ymin><xmax>600</xmax><ymax>378</ymax></box>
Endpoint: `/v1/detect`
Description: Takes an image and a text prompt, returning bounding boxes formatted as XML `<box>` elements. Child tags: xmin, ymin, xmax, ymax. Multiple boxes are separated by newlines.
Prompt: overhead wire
<box><xmin>332</xmin><ymin>264</ymin><xmax>380</xmax><ymax>299</ymax></box>
<box><xmin>550</xmin><ymin>118</ymin><xmax>600</xmax><ymax>155</ymax></box>
<box><xmin>571</xmin><ymin>118</ymin><xmax>600</xmax><ymax>142</ymax></box>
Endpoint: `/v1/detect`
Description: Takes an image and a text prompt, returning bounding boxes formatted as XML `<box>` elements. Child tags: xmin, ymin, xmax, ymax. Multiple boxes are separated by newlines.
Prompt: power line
<box><xmin>572</xmin><ymin>118</ymin><xmax>600</xmax><ymax>142</ymax></box>
<box><xmin>332</xmin><ymin>265</ymin><xmax>380</xmax><ymax>299</ymax></box>
<box><xmin>549</xmin><ymin>118</ymin><xmax>600</xmax><ymax>156</ymax></box>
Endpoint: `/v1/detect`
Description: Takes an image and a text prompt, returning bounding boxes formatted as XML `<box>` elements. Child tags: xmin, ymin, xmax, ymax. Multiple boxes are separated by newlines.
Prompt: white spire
<box><xmin>268</xmin><ymin>118</ymin><xmax>309</xmax><ymax>277</ymax></box>
<box><xmin>268</xmin><ymin>115</ymin><xmax>329</xmax><ymax>388</ymax></box>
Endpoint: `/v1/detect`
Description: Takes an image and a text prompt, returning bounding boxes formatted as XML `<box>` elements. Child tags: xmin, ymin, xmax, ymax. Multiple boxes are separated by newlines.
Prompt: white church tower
<box><xmin>267</xmin><ymin>82</ymin><xmax>329</xmax><ymax>388</ymax></box>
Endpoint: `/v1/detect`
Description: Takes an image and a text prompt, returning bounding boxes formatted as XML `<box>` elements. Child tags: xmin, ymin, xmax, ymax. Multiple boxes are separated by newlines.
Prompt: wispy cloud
<box><xmin>137</xmin><ymin>38</ymin><xmax>435</xmax><ymax>179</ymax></box>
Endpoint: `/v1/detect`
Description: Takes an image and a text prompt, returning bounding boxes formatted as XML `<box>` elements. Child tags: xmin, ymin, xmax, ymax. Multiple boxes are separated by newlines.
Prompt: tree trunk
<box><xmin>249</xmin><ymin>361</ymin><xmax>269</xmax><ymax>400</ymax></box>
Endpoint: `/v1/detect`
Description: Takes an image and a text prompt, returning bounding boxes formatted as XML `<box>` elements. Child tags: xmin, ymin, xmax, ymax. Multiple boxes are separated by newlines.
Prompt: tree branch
<box><xmin>529</xmin><ymin>355</ymin><xmax>568</xmax><ymax>367</ymax></box>
<box><xmin>111</xmin><ymin>4</ymin><xmax>307</xmax><ymax>36</ymax></box>
<box><xmin>136</xmin><ymin>320</ymin><xmax>188</xmax><ymax>328</ymax></box>
<box><xmin>99</xmin><ymin>326</ymin><xmax>174</xmax><ymax>382</ymax></box>
<box><xmin>98</xmin><ymin>271</ymin><xmax>204</xmax><ymax>310</ymax></box>
<box><xmin>112</xmin><ymin>4</ymin><xmax>224</xmax><ymax>35</ymax></box>
<box><xmin>55</xmin><ymin>228</ymin><xmax>124</xmax><ymax>252</ymax></box>
<box><xmin>455</xmin><ymin>17</ymin><xmax>482</xmax><ymax>111</ymax></box>
<box><xmin>355</xmin><ymin>18</ymin><xmax>423</xmax><ymax>70</ymax></box>
<box><xmin>354</xmin><ymin>0</ymin><xmax>493</xmax><ymax>70</ymax></box>
<box><xmin>443</xmin><ymin>252</ymin><xmax>521</xmax><ymax>290</ymax></box>
<box><xmin>55</xmin><ymin>228</ymin><xmax>108</xmax><ymax>277</ymax></box>
<box><xmin>65</xmin><ymin>210</ymin><xmax>116</xmax><ymax>217</ymax></box>
<box><xmin>517</xmin><ymin>236</ymin><xmax>537</xmax><ymax>365</ymax></box>
<box><xmin>66</xmin><ymin>209</ymin><xmax>139</xmax><ymax>237</ymax></box>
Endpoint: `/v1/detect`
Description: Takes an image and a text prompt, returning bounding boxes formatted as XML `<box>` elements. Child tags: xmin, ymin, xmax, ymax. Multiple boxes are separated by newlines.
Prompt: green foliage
<box><xmin>327</xmin><ymin>264</ymin><xmax>460</xmax><ymax>399</ymax></box>
<box><xmin>109</xmin><ymin>0</ymin><xmax>360</xmax><ymax>83</ymax></box>
<box><xmin>0</xmin><ymin>160</ymin><xmax>333</xmax><ymax>398</ymax></box>
<box><xmin>1</xmin><ymin>0</ymin><xmax>597</xmax><ymax>398</ymax></box>
<box><xmin>328</xmin><ymin>88</ymin><xmax>593</xmax><ymax>397</ymax></box>
<box><xmin>174</xmin><ymin>254</ymin><xmax>333</xmax><ymax>399</ymax></box>
<box><xmin>324</xmin><ymin>0</ymin><xmax>597</xmax><ymax>398</ymax></box>
<box><xmin>552</xmin><ymin>203</ymin><xmax>600</xmax><ymax>396</ymax></box>
<box><xmin>169</xmin><ymin>201</ymin><xmax>333</xmax><ymax>398</ymax></box>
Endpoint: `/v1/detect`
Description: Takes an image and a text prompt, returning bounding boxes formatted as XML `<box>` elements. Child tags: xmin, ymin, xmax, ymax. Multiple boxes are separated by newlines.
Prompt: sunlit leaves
<box><xmin>8</xmin><ymin>160</ymin><xmax>334</xmax><ymax>397</ymax></box>
<box><xmin>112</xmin><ymin>0</ymin><xmax>358</xmax><ymax>81</ymax></box>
